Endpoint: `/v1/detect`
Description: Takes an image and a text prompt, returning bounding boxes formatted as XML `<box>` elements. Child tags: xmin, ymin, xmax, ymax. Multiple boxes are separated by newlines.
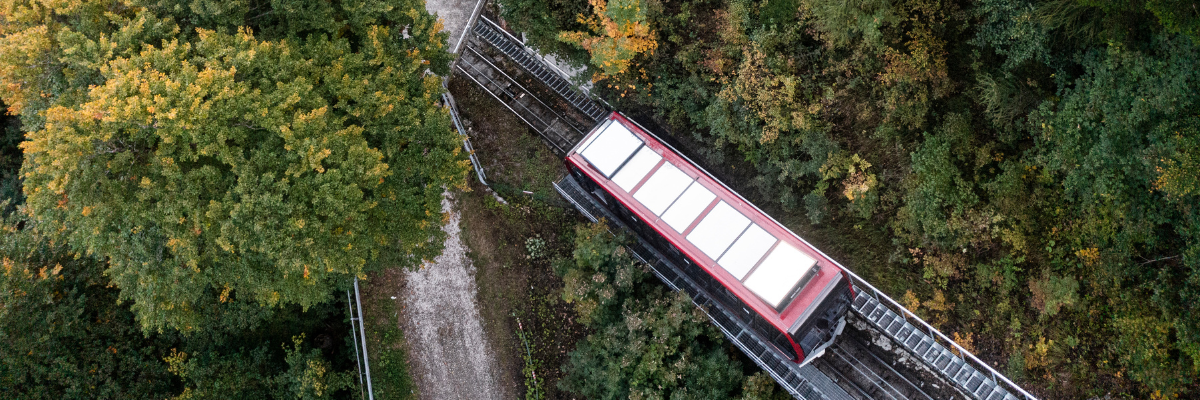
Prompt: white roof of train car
<box><xmin>573</xmin><ymin>118</ymin><xmax>820</xmax><ymax>309</ymax></box>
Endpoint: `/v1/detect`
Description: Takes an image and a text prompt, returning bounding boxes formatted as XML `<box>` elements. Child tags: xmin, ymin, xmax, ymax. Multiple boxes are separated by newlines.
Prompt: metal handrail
<box><xmin>347</xmin><ymin>291</ymin><xmax>366</xmax><ymax>400</ymax></box>
<box><xmin>442</xmin><ymin>92</ymin><xmax>488</xmax><ymax>186</ymax></box>
<box><xmin>349</xmin><ymin>278</ymin><xmax>375</xmax><ymax>400</ymax></box>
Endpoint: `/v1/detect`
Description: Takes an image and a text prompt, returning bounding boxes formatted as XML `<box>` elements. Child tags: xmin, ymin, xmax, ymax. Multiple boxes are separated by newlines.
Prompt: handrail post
<box><xmin>354</xmin><ymin>278</ymin><xmax>375</xmax><ymax>400</ymax></box>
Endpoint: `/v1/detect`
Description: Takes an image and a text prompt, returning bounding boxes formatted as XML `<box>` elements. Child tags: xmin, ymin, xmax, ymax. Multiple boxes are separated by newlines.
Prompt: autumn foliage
<box><xmin>558</xmin><ymin>0</ymin><xmax>658</xmax><ymax>80</ymax></box>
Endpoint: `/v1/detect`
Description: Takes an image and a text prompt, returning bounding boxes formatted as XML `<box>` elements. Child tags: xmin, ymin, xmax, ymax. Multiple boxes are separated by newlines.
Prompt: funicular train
<box><xmin>565</xmin><ymin>112</ymin><xmax>857</xmax><ymax>365</ymax></box>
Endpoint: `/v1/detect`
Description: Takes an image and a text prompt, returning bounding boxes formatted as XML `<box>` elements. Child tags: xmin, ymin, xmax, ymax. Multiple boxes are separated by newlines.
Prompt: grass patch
<box><xmin>359</xmin><ymin>272</ymin><xmax>417</xmax><ymax>400</ymax></box>
<box><xmin>450</xmin><ymin>72</ymin><xmax>590</xmax><ymax>399</ymax></box>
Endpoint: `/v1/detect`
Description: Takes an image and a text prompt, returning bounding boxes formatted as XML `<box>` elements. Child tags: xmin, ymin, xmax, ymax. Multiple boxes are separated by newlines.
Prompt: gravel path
<box><xmin>426</xmin><ymin>0</ymin><xmax>485</xmax><ymax>53</ymax></box>
<box><xmin>396</xmin><ymin>2</ymin><xmax>506</xmax><ymax>398</ymax></box>
<box><xmin>400</xmin><ymin>193</ymin><xmax>508</xmax><ymax>399</ymax></box>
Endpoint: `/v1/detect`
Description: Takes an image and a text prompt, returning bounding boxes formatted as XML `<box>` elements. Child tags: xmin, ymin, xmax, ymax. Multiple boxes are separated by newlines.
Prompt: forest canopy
<box><xmin>501</xmin><ymin>0</ymin><xmax>1200</xmax><ymax>396</ymax></box>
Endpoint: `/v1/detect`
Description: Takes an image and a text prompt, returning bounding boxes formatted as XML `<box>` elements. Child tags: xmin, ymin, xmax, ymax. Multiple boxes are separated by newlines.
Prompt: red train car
<box><xmin>566</xmin><ymin>113</ymin><xmax>855</xmax><ymax>364</ymax></box>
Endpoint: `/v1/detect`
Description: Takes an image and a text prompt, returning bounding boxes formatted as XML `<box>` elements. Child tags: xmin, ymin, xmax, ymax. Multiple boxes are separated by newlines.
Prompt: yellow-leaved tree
<box><xmin>558</xmin><ymin>0</ymin><xmax>657</xmax><ymax>80</ymax></box>
<box><xmin>1</xmin><ymin>0</ymin><xmax>467</xmax><ymax>332</ymax></box>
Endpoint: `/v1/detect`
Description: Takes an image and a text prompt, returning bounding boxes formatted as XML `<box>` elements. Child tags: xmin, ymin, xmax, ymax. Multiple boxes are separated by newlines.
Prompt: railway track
<box><xmin>452</xmin><ymin>16</ymin><xmax>604</xmax><ymax>156</ymax></box>
<box><xmin>470</xmin><ymin>17</ymin><xmax>609</xmax><ymax>122</ymax></box>
<box><xmin>454</xmin><ymin>43</ymin><xmax>583</xmax><ymax>155</ymax></box>
<box><xmin>813</xmin><ymin>314</ymin><xmax>943</xmax><ymax>400</ymax></box>
<box><xmin>452</xmin><ymin>14</ymin><xmax>1032</xmax><ymax>400</ymax></box>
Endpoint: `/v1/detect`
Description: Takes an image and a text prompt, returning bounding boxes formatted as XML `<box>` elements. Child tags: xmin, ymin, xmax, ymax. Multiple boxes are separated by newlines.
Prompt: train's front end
<box><xmin>788</xmin><ymin>272</ymin><xmax>855</xmax><ymax>365</ymax></box>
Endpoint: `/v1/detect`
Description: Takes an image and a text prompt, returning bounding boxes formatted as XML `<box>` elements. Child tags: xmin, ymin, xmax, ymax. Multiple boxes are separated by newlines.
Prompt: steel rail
<box><xmin>460</xmin><ymin>42</ymin><xmax>591</xmax><ymax>139</ymax></box>
<box><xmin>454</xmin><ymin>45</ymin><xmax>583</xmax><ymax>155</ymax></box>
<box><xmin>847</xmin><ymin>335</ymin><xmax>934</xmax><ymax>400</ymax></box>
<box><xmin>462</xmin><ymin>44</ymin><xmax>569</xmax><ymax>126</ymax></box>
<box><xmin>826</xmin><ymin>344</ymin><xmax>905</xmax><ymax>400</ymax></box>
<box><xmin>453</xmin><ymin>63</ymin><xmax>564</xmax><ymax>155</ymax></box>
<box><xmin>442</xmin><ymin>91</ymin><xmax>488</xmax><ymax>185</ymax></box>
<box><xmin>347</xmin><ymin>291</ymin><xmax>366</xmax><ymax>400</ymax></box>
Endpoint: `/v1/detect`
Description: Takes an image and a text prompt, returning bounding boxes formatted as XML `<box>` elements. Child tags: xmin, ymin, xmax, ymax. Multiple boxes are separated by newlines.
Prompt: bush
<box><xmin>556</xmin><ymin>222</ymin><xmax>770</xmax><ymax>399</ymax></box>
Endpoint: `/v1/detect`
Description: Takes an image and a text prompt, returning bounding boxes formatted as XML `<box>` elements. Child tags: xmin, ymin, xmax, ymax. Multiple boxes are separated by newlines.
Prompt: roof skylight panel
<box><xmin>611</xmin><ymin>146</ymin><xmax>662</xmax><ymax>192</ymax></box>
<box><xmin>686</xmin><ymin>201</ymin><xmax>750</xmax><ymax>261</ymax></box>
<box><xmin>580</xmin><ymin>122</ymin><xmax>642</xmax><ymax>177</ymax></box>
<box><xmin>660</xmin><ymin>182</ymin><xmax>716</xmax><ymax>233</ymax></box>
<box><xmin>632</xmin><ymin>162</ymin><xmax>692</xmax><ymax>216</ymax></box>
<box><xmin>743</xmin><ymin>243</ymin><xmax>818</xmax><ymax>308</ymax></box>
<box><xmin>716</xmin><ymin>223</ymin><xmax>776</xmax><ymax>280</ymax></box>
<box><xmin>574</xmin><ymin>119</ymin><xmax>610</xmax><ymax>155</ymax></box>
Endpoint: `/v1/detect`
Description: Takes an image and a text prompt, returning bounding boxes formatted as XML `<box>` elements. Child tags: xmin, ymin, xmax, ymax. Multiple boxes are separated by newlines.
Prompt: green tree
<box><xmin>0</xmin><ymin>213</ymin><xmax>360</xmax><ymax>399</ymax></box>
<box><xmin>1</xmin><ymin>0</ymin><xmax>467</xmax><ymax>331</ymax></box>
<box><xmin>0</xmin><ymin>217</ymin><xmax>179</xmax><ymax>399</ymax></box>
<box><xmin>1032</xmin><ymin>35</ymin><xmax>1200</xmax><ymax>394</ymax></box>
<box><xmin>561</xmin><ymin>289</ymin><xmax>746</xmax><ymax>400</ymax></box>
<box><xmin>500</xmin><ymin>0</ymin><xmax>593</xmax><ymax>66</ymax></box>
<box><xmin>737</xmin><ymin>372</ymin><xmax>793</xmax><ymax>400</ymax></box>
<box><xmin>0</xmin><ymin>103</ymin><xmax>19</xmax><ymax>213</ymax></box>
<box><xmin>164</xmin><ymin>333</ymin><xmax>353</xmax><ymax>400</ymax></box>
<box><xmin>557</xmin><ymin>223</ymin><xmax>746</xmax><ymax>399</ymax></box>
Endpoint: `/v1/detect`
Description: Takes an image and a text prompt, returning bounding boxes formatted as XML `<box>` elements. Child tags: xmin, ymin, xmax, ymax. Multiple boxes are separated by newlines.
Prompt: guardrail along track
<box><xmin>473</xmin><ymin>16</ymin><xmax>609</xmax><ymax>122</ymax></box>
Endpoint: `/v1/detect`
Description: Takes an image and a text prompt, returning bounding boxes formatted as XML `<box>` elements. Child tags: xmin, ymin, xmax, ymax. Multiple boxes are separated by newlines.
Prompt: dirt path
<box><xmin>399</xmin><ymin>193</ymin><xmax>510</xmax><ymax>400</ymax></box>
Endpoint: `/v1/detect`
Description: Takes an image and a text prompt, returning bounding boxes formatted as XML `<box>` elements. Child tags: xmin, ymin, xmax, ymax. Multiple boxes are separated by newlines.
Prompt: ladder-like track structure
<box><xmin>454</xmin><ymin>42</ymin><xmax>585</xmax><ymax>155</ymax></box>
<box><xmin>472</xmin><ymin>17</ymin><xmax>609</xmax><ymax>122</ymax></box>
<box><xmin>850</xmin><ymin>290</ymin><xmax>1024</xmax><ymax>400</ymax></box>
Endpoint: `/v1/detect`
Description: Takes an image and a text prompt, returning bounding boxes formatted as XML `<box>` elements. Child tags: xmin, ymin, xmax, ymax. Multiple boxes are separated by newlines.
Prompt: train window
<box><xmin>743</xmin><ymin>243</ymin><xmax>818</xmax><ymax>308</ymax></box>
<box><xmin>716</xmin><ymin>286</ymin><xmax>741</xmax><ymax>310</ymax></box>
<box><xmin>798</xmin><ymin>329</ymin><xmax>826</xmax><ymax>356</ymax></box>
<box><xmin>717</xmin><ymin>223</ymin><xmax>777</xmax><ymax>280</ymax></box>
<box><xmin>752</xmin><ymin>314</ymin><xmax>774</xmax><ymax>335</ymax></box>
<box><xmin>611</xmin><ymin>199</ymin><xmax>637</xmax><ymax>224</ymax></box>
<box><xmin>580</xmin><ymin>121</ymin><xmax>642</xmax><ymax>177</ymax></box>
<box><xmin>612</xmin><ymin>146</ymin><xmax>662</xmax><ymax>191</ymax></box>
<box><xmin>772</xmin><ymin>331</ymin><xmax>798</xmax><ymax>360</ymax></box>
<box><xmin>661</xmin><ymin>182</ymin><xmax>716</xmax><ymax>233</ymax></box>
<box><xmin>687</xmin><ymin>201</ymin><xmax>751</xmax><ymax>261</ymax></box>
<box><xmin>572</xmin><ymin>168</ymin><xmax>597</xmax><ymax>191</ymax></box>
<box><xmin>632</xmin><ymin>162</ymin><xmax>691</xmax><ymax>216</ymax></box>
